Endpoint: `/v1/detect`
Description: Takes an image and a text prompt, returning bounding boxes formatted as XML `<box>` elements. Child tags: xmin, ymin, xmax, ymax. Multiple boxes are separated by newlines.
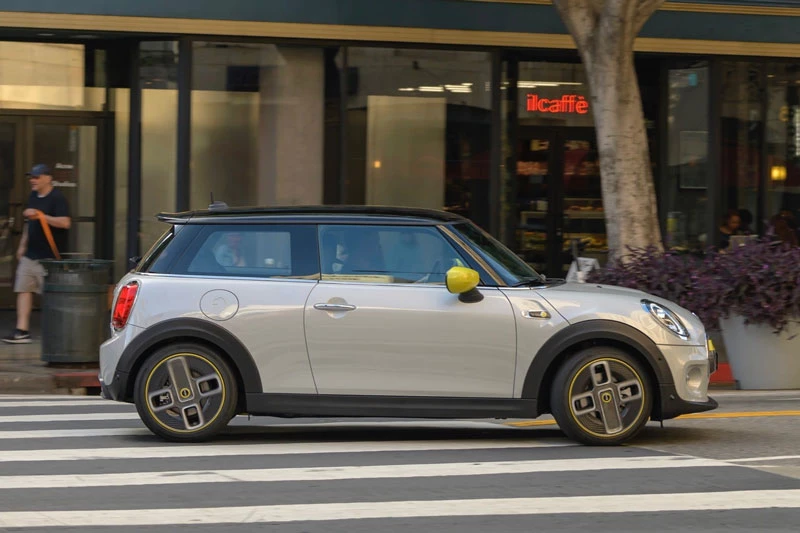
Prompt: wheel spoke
<box><xmin>595</xmin><ymin>387</ymin><xmax>624</xmax><ymax>434</ymax></box>
<box><xmin>180</xmin><ymin>403</ymin><xmax>205</xmax><ymax>430</ymax></box>
<box><xmin>147</xmin><ymin>387</ymin><xmax>175</xmax><ymax>413</ymax></box>
<box><xmin>615</xmin><ymin>379</ymin><xmax>643</xmax><ymax>402</ymax></box>
<box><xmin>167</xmin><ymin>357</ymin><xmax>196</xmax><ymax>403</ymax></box>
<box><xmin>195</xmin><ymin>373</ymin><xmax>223</xmax><ymax>399</ymax></box>
<box><xmin>590</xmin><ymin>361</ymin><xmax>613</xmax><ymax>387</ymax></box>
<box><xmin>570</xmin><ymin>391</ymin><xmax>597</xmax><ymax>416</ymax></box>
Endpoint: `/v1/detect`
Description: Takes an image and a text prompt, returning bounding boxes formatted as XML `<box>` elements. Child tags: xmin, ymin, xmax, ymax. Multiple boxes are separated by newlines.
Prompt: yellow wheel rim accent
<box><xmin>566</xmin><ymin>357</ymin><xmax>646</xmax><ymax>439</ymax></box>
<box><xmin>143</xmin><ymin>353</ymin><xmax>227</xmax><ymax>434</ymax></box>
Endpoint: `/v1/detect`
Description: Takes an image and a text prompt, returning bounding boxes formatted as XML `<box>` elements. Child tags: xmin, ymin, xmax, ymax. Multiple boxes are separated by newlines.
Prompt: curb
<box><xmin>0</xmin><ymin>365</ymin><xmax>100</xmax><ymax>395</ymax></box>
<box><xmin>53</xmin><ymin>370</ymin><xmax>101</xmax><ymax>390</ymax></box>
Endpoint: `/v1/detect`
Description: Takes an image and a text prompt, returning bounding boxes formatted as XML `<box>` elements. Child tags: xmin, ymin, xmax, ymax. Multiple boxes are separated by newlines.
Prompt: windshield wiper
<box><xmin>512</xmin><ymin>276</ymin><xmax>546</xmax><ymax>287</ymax></box>
<box><xmin>513</xmin><ymin>277</ymin><xmax>566</xmax><ymax>287</ymax></box>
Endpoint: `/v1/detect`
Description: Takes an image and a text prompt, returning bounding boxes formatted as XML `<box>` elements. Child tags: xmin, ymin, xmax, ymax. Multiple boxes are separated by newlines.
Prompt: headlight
<box><xmin>641</xmin><ymin>300</ymin><xmax>690</xmax><ymax>340</ymax></box>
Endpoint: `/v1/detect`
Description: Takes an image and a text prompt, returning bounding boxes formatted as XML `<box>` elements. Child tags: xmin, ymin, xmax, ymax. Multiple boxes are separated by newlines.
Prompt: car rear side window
<box><xmin>138</xmin><ymin>224</ymin><xmax>201</xmax><ymax>274</ymax></box>
<box><xmin>170</xmin><ymin>224</ymin><xmax>319</xmax><ymax>279</ymax></box>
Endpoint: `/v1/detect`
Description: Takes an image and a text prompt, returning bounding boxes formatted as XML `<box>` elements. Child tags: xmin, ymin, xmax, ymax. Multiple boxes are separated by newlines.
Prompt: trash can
<box><xmin>39</xmin><ymin>259</ymin><xmax>115</xmax><ymax>364</ymax></box>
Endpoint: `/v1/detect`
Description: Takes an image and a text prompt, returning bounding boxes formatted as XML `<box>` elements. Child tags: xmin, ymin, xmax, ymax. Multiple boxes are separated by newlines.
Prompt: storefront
<box><xmin>0</xmin><ymin>0</ymin><xmax>798</xmax><ymax>308</ymax></box>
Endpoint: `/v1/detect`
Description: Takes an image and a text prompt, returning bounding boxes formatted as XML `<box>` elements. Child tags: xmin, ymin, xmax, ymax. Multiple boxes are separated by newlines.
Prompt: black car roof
<box><xmin>156</xmin><ymin>205</ymin><xmax>468</xmax><ymax>225</ymax></box>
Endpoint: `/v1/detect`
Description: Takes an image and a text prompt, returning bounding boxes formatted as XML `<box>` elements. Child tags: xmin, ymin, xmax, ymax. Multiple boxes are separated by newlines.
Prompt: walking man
<box><xmin>3</xmin><ymin>164</ymin><xmax>71</xmax><ymax>344</ymax></box>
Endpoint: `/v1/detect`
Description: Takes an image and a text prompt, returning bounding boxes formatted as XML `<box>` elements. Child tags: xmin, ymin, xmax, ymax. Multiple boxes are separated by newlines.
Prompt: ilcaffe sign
<box><xmin>526</xmin><ymin>94</ymin><xmax>589</xmax><ymax>115</ymax></box>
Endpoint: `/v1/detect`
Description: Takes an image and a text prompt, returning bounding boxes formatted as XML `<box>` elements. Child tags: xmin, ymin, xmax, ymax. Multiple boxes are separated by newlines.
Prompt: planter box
<box><xmin>720</xmin><ymin>315</ymin><xmax>800</xmax><ymax>390</ymax></box>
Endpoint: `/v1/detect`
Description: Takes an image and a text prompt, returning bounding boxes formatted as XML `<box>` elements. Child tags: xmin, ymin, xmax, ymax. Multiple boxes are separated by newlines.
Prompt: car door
<box><xmin>304</xmin><ymin>223</ymin><xmax>517</xmax><ymax>398</ymax></box>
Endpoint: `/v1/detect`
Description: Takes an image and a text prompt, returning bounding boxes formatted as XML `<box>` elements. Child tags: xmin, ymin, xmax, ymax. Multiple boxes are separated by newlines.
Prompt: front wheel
<box><xmin>133</xmin><ymin>343</ymin><xmax>238</xmax><ymax>442</ymax></box>
<box><xmin>550</xmin><ymin>347</ymin><xmax>653</xmax><ymax>446</ymax></box>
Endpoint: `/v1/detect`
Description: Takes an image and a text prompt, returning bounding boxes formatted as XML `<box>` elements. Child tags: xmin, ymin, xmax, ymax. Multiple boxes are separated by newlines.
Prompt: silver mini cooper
<box><xmin>99</xmin><ymin>205</ymin><xmax>717</xmax><ymax>445</ymax></box>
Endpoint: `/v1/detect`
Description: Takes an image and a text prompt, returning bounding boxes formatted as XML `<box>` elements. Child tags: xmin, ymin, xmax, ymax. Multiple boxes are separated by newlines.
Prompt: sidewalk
<box><xmin>0</xmin><ymin>310</ymin><xmax>101</xmax><ymax>395</ymax></box>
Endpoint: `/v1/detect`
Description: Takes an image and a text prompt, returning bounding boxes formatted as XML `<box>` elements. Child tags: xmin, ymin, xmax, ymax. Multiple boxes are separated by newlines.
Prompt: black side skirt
<box><xmin>245</xmin><ymin>393</ymin><xmax>539</xmax><ymax>419</ymax></box>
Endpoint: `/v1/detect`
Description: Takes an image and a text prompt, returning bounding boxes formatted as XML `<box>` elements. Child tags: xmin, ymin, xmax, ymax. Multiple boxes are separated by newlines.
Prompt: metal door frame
<box><xmin>0</xmin><ymin>110</ymin><xmax>112</xmax><ymax>308</ymax></box>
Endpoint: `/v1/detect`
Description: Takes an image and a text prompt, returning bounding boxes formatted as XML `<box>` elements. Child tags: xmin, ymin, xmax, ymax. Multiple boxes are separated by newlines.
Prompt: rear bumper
<box><xmin>99</xmin><ymin>370</ymin><xmax>130</xmax><ymax>403</ymax></box>
<box><xmin>654</xmin><ymin>383</ymin><xmax>718</xmax><ymax>421</ymax></box>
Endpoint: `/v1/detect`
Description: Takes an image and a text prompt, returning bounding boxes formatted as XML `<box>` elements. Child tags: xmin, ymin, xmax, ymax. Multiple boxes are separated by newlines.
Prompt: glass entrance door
<box><xmin>0</xmin><ymin>119</ymin><xmax>23</xmax><ymax>301</ymax></box>
<box><xmin>514</xmin><ymin>126</ymin><xmax>607</xmax><ymax>278</ymax></box>
<box><xmin>0</xmin><ymin>114</ymin><xmax>104</xmax><ymax>309</ymax></box>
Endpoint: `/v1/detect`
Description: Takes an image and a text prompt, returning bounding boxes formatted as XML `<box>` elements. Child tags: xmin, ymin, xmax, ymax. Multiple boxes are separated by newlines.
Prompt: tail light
<box><xmin>112</xmin><ymin>281</ymin><xmax>139</xmax><ymax>330</ymax></box>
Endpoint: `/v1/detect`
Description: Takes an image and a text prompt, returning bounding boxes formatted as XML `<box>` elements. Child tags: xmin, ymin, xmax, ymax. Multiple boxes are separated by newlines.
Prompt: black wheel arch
<box><xmin>521</xmin><ymin>319</ymin><xmax>674</xmax><ymax>419</ymax></box>
<box><xmin>113</xmin><ymin>318</ymin><xmax>262</xmax><ymax>407</ymax></box>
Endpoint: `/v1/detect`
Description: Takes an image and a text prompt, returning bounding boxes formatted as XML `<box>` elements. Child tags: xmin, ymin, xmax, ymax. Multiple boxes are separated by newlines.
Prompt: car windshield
<box><xmin>452</xmin><ymin>222</ymin><xmax>546</xmax><ymax>286</ymax></box>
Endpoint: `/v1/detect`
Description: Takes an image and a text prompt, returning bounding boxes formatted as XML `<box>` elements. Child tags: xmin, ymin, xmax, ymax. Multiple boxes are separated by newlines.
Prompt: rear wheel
<box><xmin>550</xmin><ymin>347</ymin><xmax>652</xmax><ymax>446</ymax></box>
<box><xmin>133</xmin><ymin>343</ymin><xmax>238</xmax><ymax>442</ymax></box>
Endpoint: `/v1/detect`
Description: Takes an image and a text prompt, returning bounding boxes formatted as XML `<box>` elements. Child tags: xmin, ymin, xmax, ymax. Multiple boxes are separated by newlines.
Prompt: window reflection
<box><xmin>190</xmin><ymin>42</ymin><xmax>330</xmax><ymax>212</ymax></box>
<box><xmin>140</xmin><ymin>41</ymin><xmax>178</xmax><ymax>255</ymax></box>
<box><xmin>341</xmin><ymin>48</ymin><xmax>492</xmax><ymax>230</ymax></box>
<box><xmin>0</xmin><ymin>42</ymin><xmax>105</xmax><ymax>111</ymax></box>
<box><xmin>765</xmin><ymin>63</ymin><xmax>800</xmax><ymax>245</ymax></box>
<box><xmin>719</xmin><ymin>61</ymin><xmax>762</xmax><ymax>243</ymax></box>
<box><xmin>664</xmin><ymin>63</ymin><xmax>710</xmax><ymax>251</ymax></box>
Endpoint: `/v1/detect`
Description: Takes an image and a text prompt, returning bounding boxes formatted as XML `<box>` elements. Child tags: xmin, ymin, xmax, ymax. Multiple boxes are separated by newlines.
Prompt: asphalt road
<box><xmin>0</xmin><ymin>391</ymin><xmax>799</xmax><ymax>532</ymax></box>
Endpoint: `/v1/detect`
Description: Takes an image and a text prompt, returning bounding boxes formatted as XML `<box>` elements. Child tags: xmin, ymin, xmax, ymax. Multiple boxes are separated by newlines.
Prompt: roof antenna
<box><xmin>208</xmin><ymin>191</ymin><xmax>229</xmax><ymax>211</ymax></box>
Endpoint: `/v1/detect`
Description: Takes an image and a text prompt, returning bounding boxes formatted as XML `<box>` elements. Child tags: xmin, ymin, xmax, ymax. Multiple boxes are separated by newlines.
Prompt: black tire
<box><xmin>134</xmin><ymin>342</ymin><xmax>238</xmax><ymax>442</ymax></box>
<box><xmin>550</xmin><ymin>346</ymin><xmax>653</xmax><ymax>446</ymax></box>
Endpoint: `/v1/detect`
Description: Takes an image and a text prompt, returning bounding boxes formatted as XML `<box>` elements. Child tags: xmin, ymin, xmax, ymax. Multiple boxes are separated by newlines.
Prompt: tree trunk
<box><xmin>552</xmin><ymin>0</ymin><xmax>666</xmax><ymax>262</ymax></box>
<box><xmin>585</xmin><ymin>45</ymin><xmax>662</xmax><ymax>260</ymax></box>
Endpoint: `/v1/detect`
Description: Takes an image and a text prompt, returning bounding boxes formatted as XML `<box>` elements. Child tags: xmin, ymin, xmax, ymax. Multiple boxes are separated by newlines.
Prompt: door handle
<box><xmin>314</xmin><ymin>303</ymin><xmax>356</xmax><ymax>312</ymax></box>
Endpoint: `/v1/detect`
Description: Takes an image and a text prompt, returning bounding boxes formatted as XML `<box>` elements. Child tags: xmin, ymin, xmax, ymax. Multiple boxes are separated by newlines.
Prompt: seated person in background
<box><xmin>768</xmin><ymin>211</ymin><xmax>799</xmax><ymax>247</ymax></box>
<box><xmin>213</xmin><ymin>232</ymin><xmax>247</xmax><ymax>267</ymax></box>
<box><xmin>717</xmin><ymin>209</ymin><xmax>741</xmax><ymax>250</ymax></box>
<box><xmin>738</xmin><ymin>208</ymin><xmax>754</xmax><ymax>234</ymax></box>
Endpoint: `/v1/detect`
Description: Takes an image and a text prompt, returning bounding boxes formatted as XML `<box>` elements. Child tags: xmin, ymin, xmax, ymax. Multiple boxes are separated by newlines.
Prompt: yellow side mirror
<box><xmin>445</xmin><ymin>266</ymin><xmax>480</xmax><ymax>295</ymax></box>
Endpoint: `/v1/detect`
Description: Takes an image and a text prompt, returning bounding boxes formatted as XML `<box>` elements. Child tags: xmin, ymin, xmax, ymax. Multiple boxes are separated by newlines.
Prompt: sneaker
<box><xmin>2</xmin><ymin>329</ymin><xmax>31</xmax><ymax>344</ymax></box>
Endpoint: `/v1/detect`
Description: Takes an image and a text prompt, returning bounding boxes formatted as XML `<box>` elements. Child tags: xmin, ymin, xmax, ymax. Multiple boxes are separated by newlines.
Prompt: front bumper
<box><xmin>654</xmin><ymin>383</ymin><xmax>718</xmax><ymax>421</ymax></box>
<box><xmin>653</xmin><ymin>337</ymin><xmax>718</xmax><ymax>420</ymax></box>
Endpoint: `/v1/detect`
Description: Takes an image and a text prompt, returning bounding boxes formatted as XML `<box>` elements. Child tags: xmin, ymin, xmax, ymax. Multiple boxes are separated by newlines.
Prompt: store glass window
<box><xmin>140</xmin><ymin>41</ymin><xmax>179</xmax><ymax>254</ymax></box>
<box><xmin>664</xmin><ymin>63</ymin><xmax>710</xmax><ymax>251</ymax></box>
<box><xmin>0</xmin><ymin>42</ymin><xmax>105</xmax><ymax>111</ymax></box>
<box><xmin>341</xmin><ymin>48</ymin><xmax>492</xmax><ymax>230</ymax></box>
<box><xmin>190</xmin><ymin>42</ymin><xmax>333</xmax><ymax>212</ymax></box>
<box><xmin>765</xmin><ymin>63</ymin><xmax>800</xmax><ymax>242</ymax></box>
<box><xmin>719</xmin><ymin>61</ymin><xmax>763</xmax><ymax>240</ymax></box>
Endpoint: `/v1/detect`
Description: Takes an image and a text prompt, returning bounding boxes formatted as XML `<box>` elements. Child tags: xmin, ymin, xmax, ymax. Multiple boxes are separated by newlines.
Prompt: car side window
<box><xmin>170</xmin><ymin>224</ymin><xmax>319</xmax><ymax>279</ymax></box>
<box><xmin>318</xmin><ymin>224</ymin><xmax>467</xmax><ymax>284</ymax></box>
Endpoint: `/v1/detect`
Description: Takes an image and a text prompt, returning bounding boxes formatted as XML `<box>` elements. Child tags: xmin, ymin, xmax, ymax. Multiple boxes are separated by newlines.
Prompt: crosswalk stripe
<box><xmin>0</xmin><ymin>412</ymin><xmax>141</xmax><ymax>423</ymax></box>
<box><xmin>728</xmin><ymin>455</ymin><xmax>800</xmax><ymax>463</ymax></box>
<box><xmin>0</xmin><ymin>428</ymin><xmax>149</xmax><ymax>440</ymax></box>
<box><xmin>0</xmin><ymin>400</ymin><xmax>126</xmax><ymax>408</ymax></box>
<box><xmin>2</xmin><ymin>490</ymin><xmax>799</xmax><ymax>527</ymax></box>
<box><xmin>0</xmin><ymin>421</ymin><xmax>522</xmax><ymax>440</ymax></box>
<box><xmin>0</xmin><ymin>439</ymin><xmax>573</xmax><ymax>463</ymax></box>
<box><xmin>0</xmin><ymin>456</ymin><xmax>732</xmax><ymax>490</ymax></box>
<box><xmin>0</xmin><ymin>395</ymin><xmax>101</xmax><ymax>401</ymax></box>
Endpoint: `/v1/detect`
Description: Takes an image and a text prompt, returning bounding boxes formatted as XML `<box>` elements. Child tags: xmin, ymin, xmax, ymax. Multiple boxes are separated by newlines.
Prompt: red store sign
<box><xmin>527</xmin><ymin>94</ymin><xmax>589</xmax><ymax>115</ymax></box>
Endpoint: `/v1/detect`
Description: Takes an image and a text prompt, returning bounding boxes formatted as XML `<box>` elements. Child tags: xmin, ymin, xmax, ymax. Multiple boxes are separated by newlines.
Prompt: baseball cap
<box><xmin>25</xmin><ymin>164</ymin><xmax>51</xmax><ymax>177</ymax></box>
